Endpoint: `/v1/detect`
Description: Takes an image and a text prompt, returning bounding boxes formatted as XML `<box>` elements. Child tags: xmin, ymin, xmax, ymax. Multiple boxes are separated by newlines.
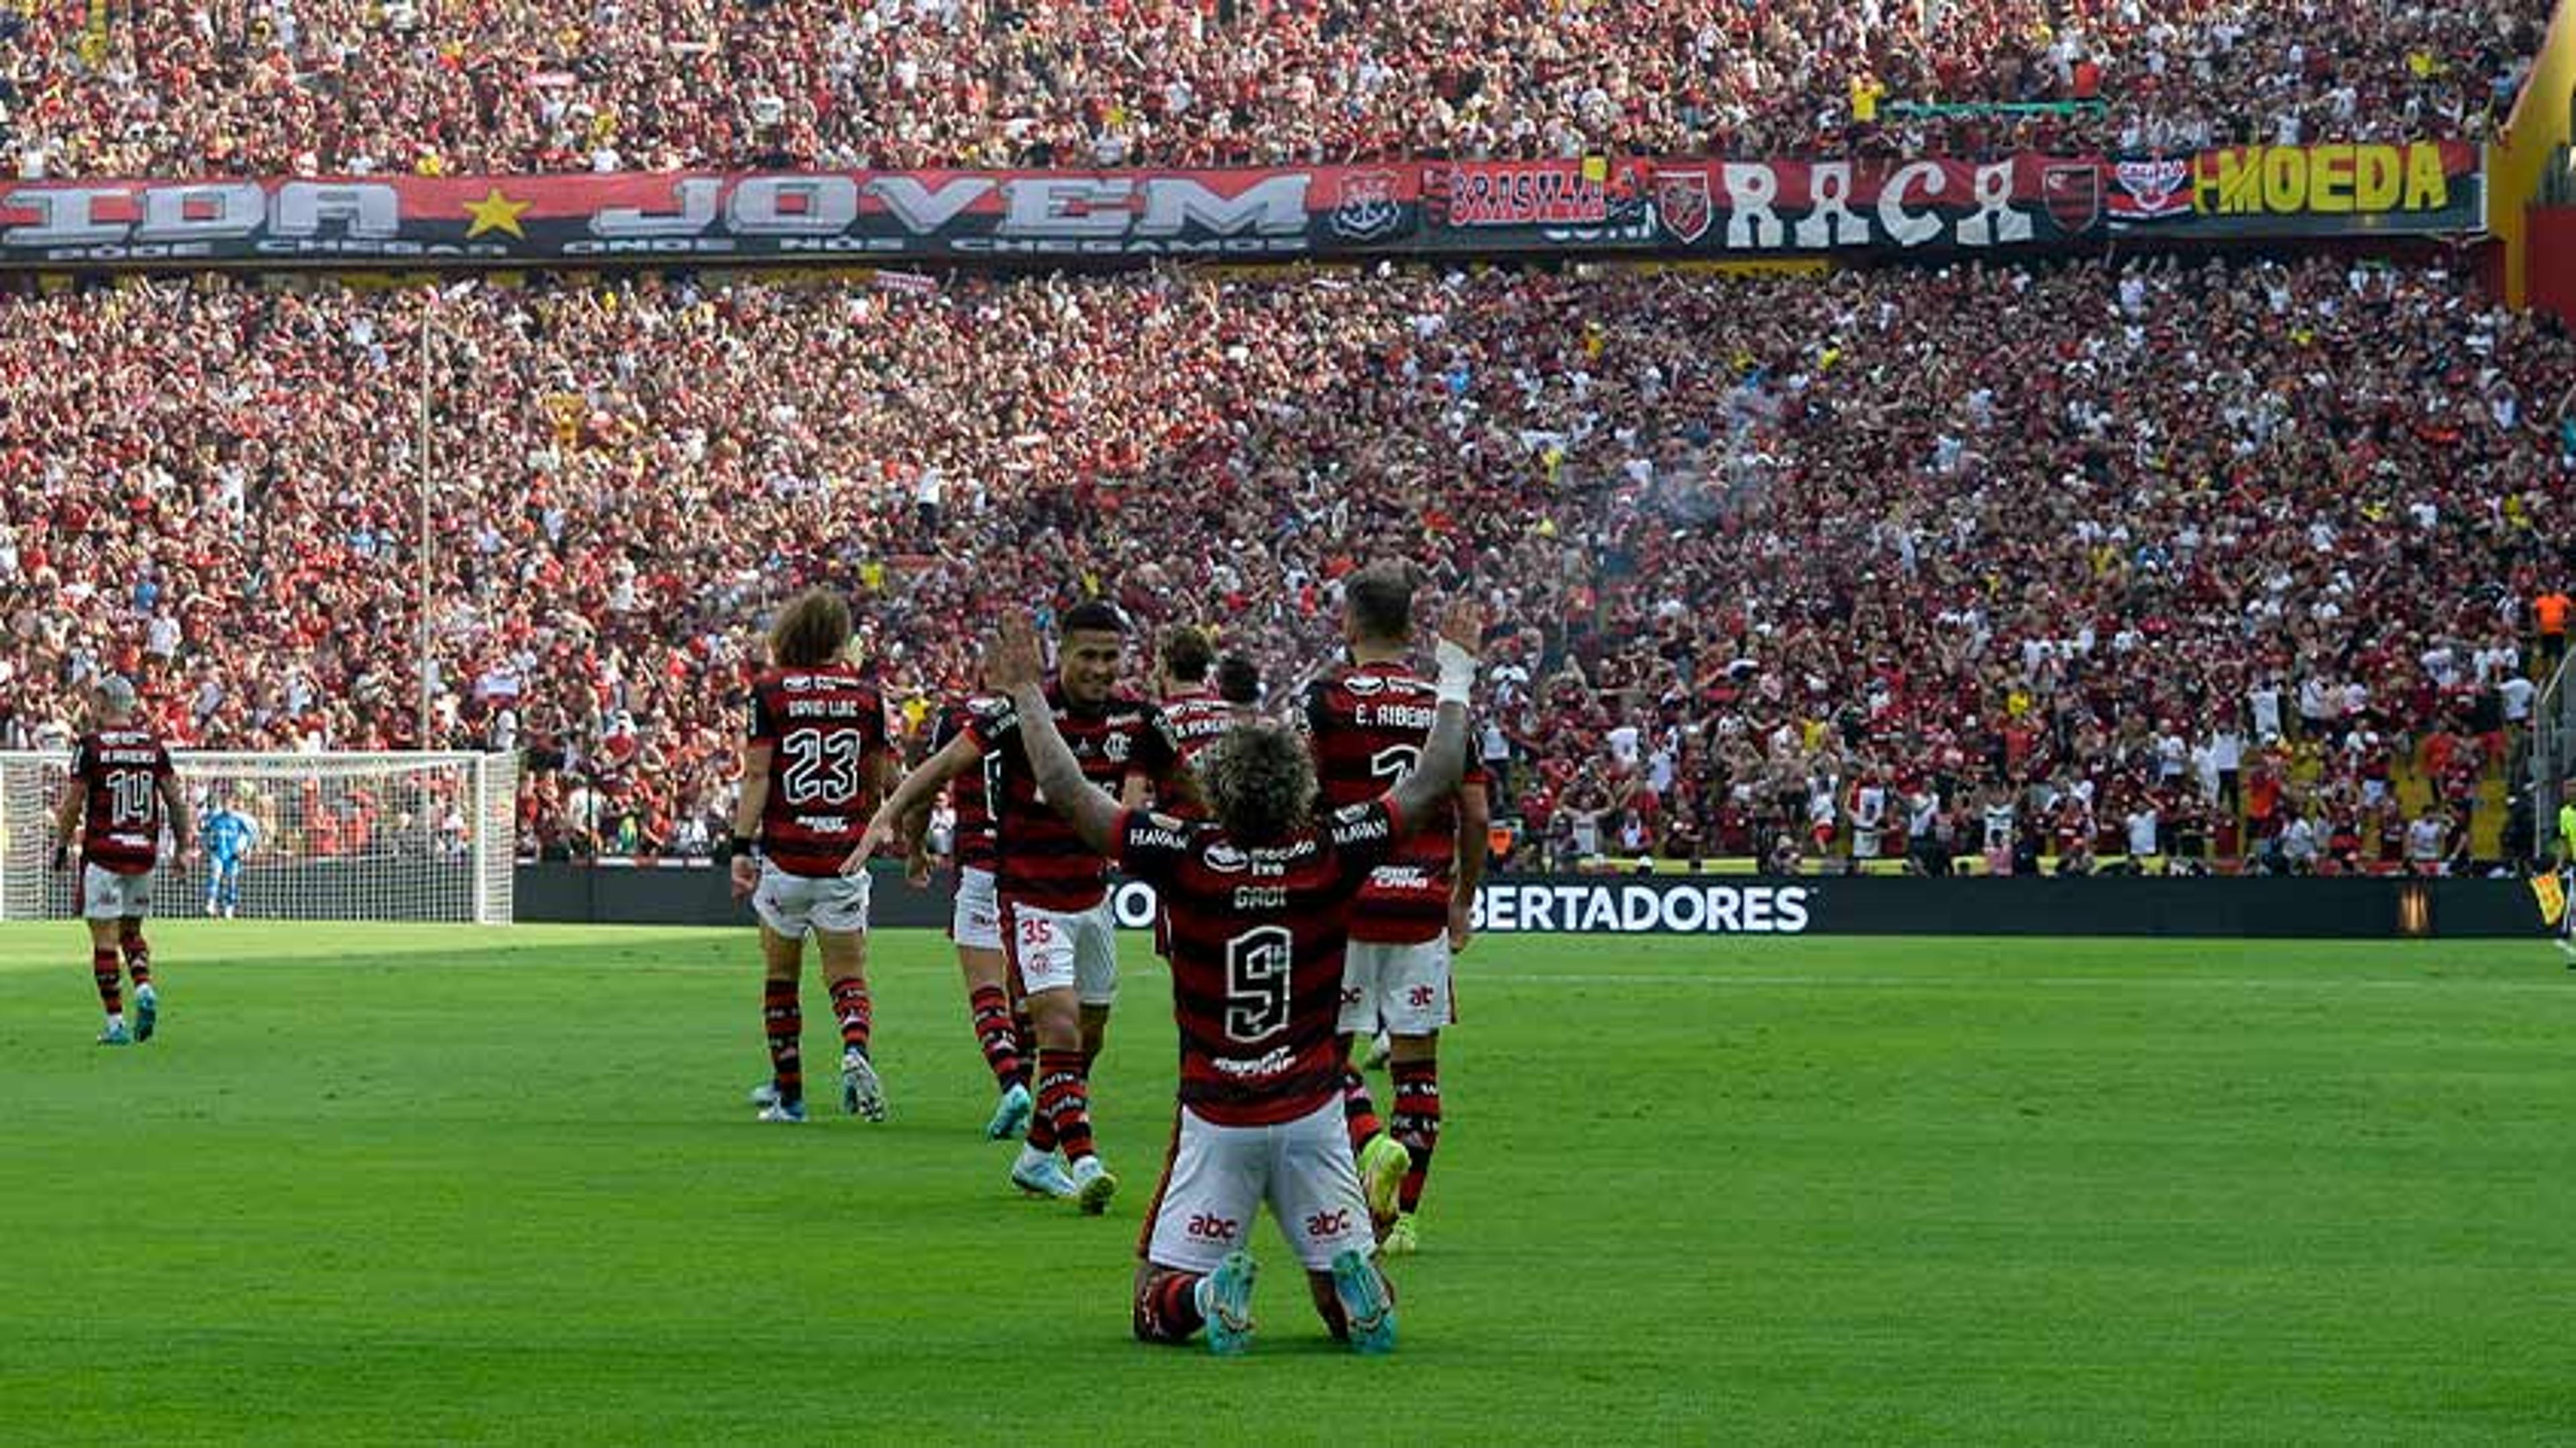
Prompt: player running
<box><xmin>1299</xmin><ymin>561</ymin><xmax>1491</xmax><ymax>1255</ymax></box>
<box><xmin>51</xmin><ymin>676</ymin><xmax>191</xmax><ymax>1045</ymax></box>
<box><xmin>732</xmin><ymin>589</ymin><xmax>901</xmax><ymax>1125</ymax></box>
<box><xmin>855</xmin><ymin>601</ymin><xmax>1189</xmax><ymax>1211</ymax></box>
<box><xmin>981</xmin><ymin>598</ymin><xmax>1480</xmax><ymax>1355</ymax></box>
<box><xmin>917</xmin><ymin>693</ymin><xmax>1036</xmax><ymax>1139</ymax></box>
<box><xmin>201</xmin><ymin>790</ymin><xmax>260</xmax><ymax>918</ymax></box>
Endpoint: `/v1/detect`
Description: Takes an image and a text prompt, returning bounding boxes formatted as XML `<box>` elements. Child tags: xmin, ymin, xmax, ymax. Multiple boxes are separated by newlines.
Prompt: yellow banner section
<box><xmin>2496</xmin><ymin>0</ymin><xmax>2576</xmax><ymax>305</ymax></box>
<box><xmin>2194</xmin><ymin>143</ymin><xmax>2453</xmax><ymax>216</ymax></box>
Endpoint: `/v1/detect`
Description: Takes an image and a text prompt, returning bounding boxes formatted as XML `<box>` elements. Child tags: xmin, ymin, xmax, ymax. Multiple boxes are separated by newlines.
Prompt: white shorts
<box><xmin>1338</xmin><ymin>937</ymin><xmax>1452</xmax><ymax>1036</ymax></box>
<box><xmin>753</xmin><ymin>862</ymin><xmax>871</xmax><ymax>939</ymax></box>
<box><xmin>1142</xmin><ymin>1099</ymin><xmax>1373</xmax><ymax>1274</ymax></box>
<box><xmin>80</xmin><ymin>864</ymin><xmax>153</xmax><ymax>922</ymax></box>
<box><xmin>1005</xmin><ymin>896</ymin><xmax>1118</xmax><ymax>1006</ymax></box>
<box><xmin>951</xmin><ymin>865</ymin><xmax>1002</xmax><ymax>952</ymax></box>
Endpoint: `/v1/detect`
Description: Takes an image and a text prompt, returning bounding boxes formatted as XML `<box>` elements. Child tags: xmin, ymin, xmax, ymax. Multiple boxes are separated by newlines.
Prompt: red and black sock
<box><xmin>91</xmin><ymin>948</ymin><xmax>122</xmax><ymax>1017</ymax></box>
<box><xmin>967</xmin><ymin>984</ymin><xmax>1022</xmax><ymax>1089</ymax></box>
<box><xmin>1341</xmin><ymin>1065</ymin><xmax>1385</xmax><ymax>1153</ymax></box>
<box><xmin>1132</xmin><ymin>1270</ymin><xmax>1208</xmax><ymax>1345</ymax></box>
<box><xmin>828</xmin><ymin>977</ymin><xmax>871</xmax><ymax>1059</ymax></box>
<box><xmin>119</xmin><ymin>926</ymin><xmax>151</xmax><ymax>987</ymax></box>
<box><xmin>1037</xmin><ymin>1047</ymin><xmax>1095</xmax><ymax>1162</ymax></box>
<box><xmin>1390</xmin><ymin>1059</ymin><xmax>1442</xmax><ymax>1214</ymax></box>
<box><xmin>762</xmin><ymin>978</ymin><xmax>802</xmax><ymax>1104</ymax></box>
<box><xmin>1009</xmin><ymin>1005</ymin><xmax>1036</xmax><ymax>1089</ymax></box>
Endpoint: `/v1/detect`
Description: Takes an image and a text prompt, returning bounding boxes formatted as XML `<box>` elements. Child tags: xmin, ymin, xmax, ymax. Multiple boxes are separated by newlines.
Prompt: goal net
<box><xmin>0</xmin><ymin>752</ymin><xmax>517</xmax><ymax>925</ymax></box>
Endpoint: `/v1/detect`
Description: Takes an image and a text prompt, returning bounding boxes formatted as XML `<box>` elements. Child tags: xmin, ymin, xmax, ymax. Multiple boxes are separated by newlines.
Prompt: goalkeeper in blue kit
<box><xmin>202</xmin><ymin>801</ymin><xmax>259</xmax><ymax>918</ymax></box>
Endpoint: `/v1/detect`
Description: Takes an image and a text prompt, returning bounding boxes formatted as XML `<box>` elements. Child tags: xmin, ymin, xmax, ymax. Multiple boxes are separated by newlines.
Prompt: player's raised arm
<box><xmin>848</xmin><ymin>723</ymin><xmax>983</xmax><ymax>876</ymax></box>
<box><xmin>1383</xmin><ymin>599</ymin><xmax>1483</xmax><ymax>833</ymax></box>
<box><xmin>989</xmin><ymin>613</ymin><xmax>1123</xmax><ymax>856</ymax></box>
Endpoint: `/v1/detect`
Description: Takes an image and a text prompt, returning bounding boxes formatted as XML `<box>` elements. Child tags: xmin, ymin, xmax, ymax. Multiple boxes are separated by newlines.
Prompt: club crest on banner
<box><xmin>2110</xmin><ymin>156</ymin><xmax>2192</xmax><ymax>219</ymax></box>
<box><xmin>1654</xmin><ymin>169</ymin><xmax>1713</xmax><ymax>244</ymax></box>
<box><xmin>2041</xmin><ymin>162</ymin><xmax>2101</xmax><ymax>234</ymax></box>
<box><xmin>1328</xmin><ymin>168</ymin><xmax>1405</xmax><ymax>242</ymax></box>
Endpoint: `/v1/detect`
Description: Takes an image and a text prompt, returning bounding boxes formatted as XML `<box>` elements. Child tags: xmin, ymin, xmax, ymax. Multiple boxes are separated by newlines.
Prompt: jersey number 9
<box><xmin>1222</xmin><ymin>925</ymin><xmax>1294</xmax><ymax>1043</ymax></box>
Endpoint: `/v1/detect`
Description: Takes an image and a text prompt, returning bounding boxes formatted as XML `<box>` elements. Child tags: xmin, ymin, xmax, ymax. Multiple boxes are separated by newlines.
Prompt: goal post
<box><xmin>0</xmin><ymin>752</ymin><xmax>518</xmax><ymax>925</ymax></box>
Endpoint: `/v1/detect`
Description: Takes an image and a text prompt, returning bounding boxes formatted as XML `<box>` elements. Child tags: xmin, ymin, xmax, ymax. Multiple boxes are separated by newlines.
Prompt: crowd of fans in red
<box><xmin>3</xmin><ymin>257</ymin><xmax>2572</xmax><ymax>870</ymax></box>
<box><xmin>0</xmin><ymin>1</ymin><xmax>2548</xmax><ymax>178</ymax></box>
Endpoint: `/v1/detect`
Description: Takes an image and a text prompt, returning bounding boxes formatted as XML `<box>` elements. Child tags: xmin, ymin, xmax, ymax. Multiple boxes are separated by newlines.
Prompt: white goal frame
<box><xmin>0</xmin><ymin>751</ymin><xmax>517</xmax><ymax>925</ymax></box>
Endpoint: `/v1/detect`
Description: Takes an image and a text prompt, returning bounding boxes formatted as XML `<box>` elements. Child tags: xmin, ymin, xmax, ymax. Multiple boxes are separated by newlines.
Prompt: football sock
<box><xmin>968</xmin><ymin>984</ymin><xmax>1022</xmax><ymax>1088</ymax></box>
<box><xmin>1009</xmin><ymin>1006</ymin><xmax>1036</xmax><ymax>1089</ymax></box>
<box><xmin>1390</xmin><ymin>1059</ymin><xmax>1442</xmax><ymax>1214</ymax></box>
<box><xmin>829</xmin><ymin>977</ymin><xmax>871</xmax><ymax>1057</ymax></box>
<box><xmin>91</xmin><ymin>947</ymin><xmax>122</xmax><ymax>1017</ymax></box>
<box><xmin>1037</xmin><ymin>1047</ymin><xmax>1095</xmax><ymax>1162</ymax></box>
<box><xmin>1133</xmin><ymin>1270</ymin><xmax>1207</xmax><ymax>1343</ymax></box>
<box><xmin>1341</xmin><ymin>1066</ymin><xmax>1385</xmax><ymax>1153</ymax></box>
<box><xmin>762</xmin><ymin>978</ymin><xmax>802</xmax><ymax>1104</ymax></box>
<box><xmin>119</xmin><ymin>926</ymin><xmax>151</xmax><ymax>987</ymax></box>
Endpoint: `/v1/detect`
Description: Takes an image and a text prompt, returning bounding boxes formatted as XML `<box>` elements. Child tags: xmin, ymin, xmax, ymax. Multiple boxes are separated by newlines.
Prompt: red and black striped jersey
<box><xmin>932</xmin><ymin>700</ymin><xmax>997</xmax><ymax>873</ymax></box>
<box><xmin>1113</xmin><ymin>798</ymin><xmax>1403</xmax><ymax>1127</ymax></box>
<box><xmin>968</xmin><ymin>684</ymin><xmax>1182</xmax><ymax>912</ymax></box>
<box><xmin>747</xmin><ymin>666</ymin><xmax>894</xmax><ymax>878</ymax></box>
<box><xmin>1299</xmin><ymin>663</ymin><xmax>1487</xmax><ymax>944</ymax></box>
<box><xmin>1162</xmin><ymin>688</ymin><xmax>1237</xmax><ymax>765</ymax></box>
<box><xmin>70</xmin><ymin>729</ymin><xmax>173</xmax><ymax>875</ymax></box>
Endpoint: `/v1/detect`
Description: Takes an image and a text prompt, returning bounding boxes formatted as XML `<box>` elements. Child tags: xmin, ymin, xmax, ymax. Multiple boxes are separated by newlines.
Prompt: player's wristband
<box><xmin>729</xmin><ymin>833</ymin><xmax>758</xmax><ymax>859</ymax></box>
<box><xmin>1434</xmin><ymin>639</ymin><xmax>1477</xmax><ymax>706</ymax></box>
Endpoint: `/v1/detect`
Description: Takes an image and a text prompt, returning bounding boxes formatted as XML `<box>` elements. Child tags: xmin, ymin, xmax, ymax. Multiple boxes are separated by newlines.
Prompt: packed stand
<box><xmin>2</xmin><ymin>256</ymin><xmax>2573</xmax><ymax>871</ymax></box>
<box><xmin>0</xmin><ymin>1</ymin><xmax>2548</xmax><ymax>179</ymax></box>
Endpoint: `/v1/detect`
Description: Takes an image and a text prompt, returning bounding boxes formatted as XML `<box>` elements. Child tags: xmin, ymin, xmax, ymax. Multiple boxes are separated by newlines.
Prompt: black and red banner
<box><xmin>2103</xmin><ymin>140</ymin><xmax>2483</xmax><ymax>237</ymax></box>
<box><xmin>0</xmin><ymin>147</ymin><xmax>2483</xmax><ymax>268</ymax></box>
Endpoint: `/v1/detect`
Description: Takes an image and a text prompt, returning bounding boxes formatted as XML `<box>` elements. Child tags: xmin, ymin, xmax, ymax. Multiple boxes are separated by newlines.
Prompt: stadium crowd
<box><xmin>2</xmin><ymin>255</ymin><xmax>2573</xmax><ymax>870</ymax></box>
<box><xmin>0</xmin><ymin>1</ymin><xmax>2547</xmax><ymax>178</ymax></box>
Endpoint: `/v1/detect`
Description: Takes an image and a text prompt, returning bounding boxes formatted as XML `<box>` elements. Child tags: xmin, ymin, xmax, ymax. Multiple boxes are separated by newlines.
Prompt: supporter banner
<box><xmin>0</xmin><ymin>160</ymin><xmax>2094</xmax><ymax>266</ymax></box>
<box><xmin>0</xmin><ymin>148</ymin><xmax>2483</xmax><ymax>268</ymax></box>
<box><xmin>2106</xmin><ymin>140</ymin><xmax>2484</xmax><ymax>236</ymax></box>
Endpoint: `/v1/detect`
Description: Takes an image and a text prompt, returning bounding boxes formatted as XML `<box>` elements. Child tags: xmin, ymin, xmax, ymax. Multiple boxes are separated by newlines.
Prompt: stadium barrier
<box><xmin>0</xmin><ymin>146</ymin><xmax>2482</xmax><ymax>270</ymax></box>
<box><xmin>511</xmin><ymin>865</ymin><xmax>2543</xmax><ymax>939</ymax></box>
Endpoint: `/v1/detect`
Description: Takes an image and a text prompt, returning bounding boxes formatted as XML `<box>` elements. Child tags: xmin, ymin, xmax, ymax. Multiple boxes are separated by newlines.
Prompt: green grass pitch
<box><xmin>3</xmin><ymin>922</ymin><xmax>2573</xmax><ymax>1446</ymax></box>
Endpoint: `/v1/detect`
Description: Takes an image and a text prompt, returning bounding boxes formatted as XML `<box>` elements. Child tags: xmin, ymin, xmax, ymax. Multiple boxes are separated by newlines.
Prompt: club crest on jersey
<box><xmin>1104</xmin><ymin>731</ymin><xmax>1132</xmax><ymax>763</ymax></box>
